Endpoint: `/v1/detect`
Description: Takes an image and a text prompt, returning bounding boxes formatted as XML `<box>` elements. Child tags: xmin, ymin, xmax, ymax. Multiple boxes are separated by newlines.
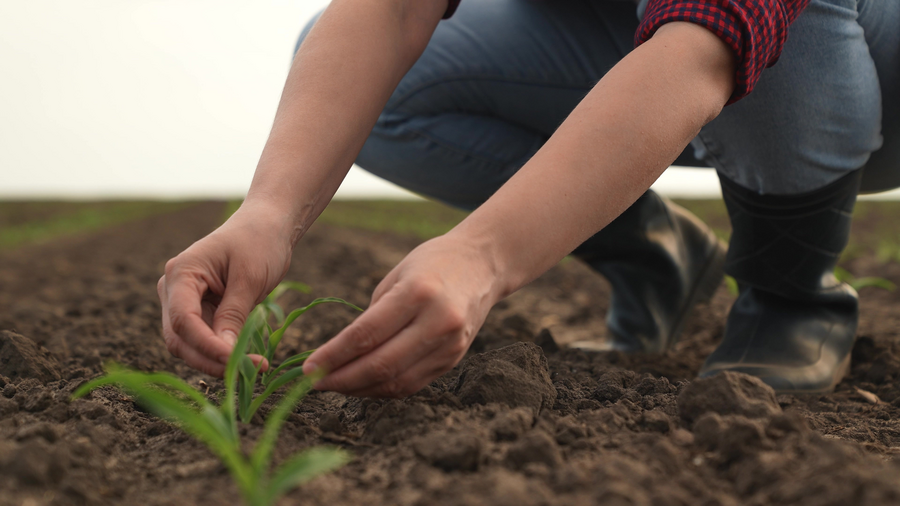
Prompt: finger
<box><xmin>314</xmin><ymin>306</ymin><xmax>466</xmax><ymax>394</ymax></box>
<box><xmin>166</xmin><ymin>274</ymin><xmax>235</xmax><ymax>364</ymax></box>
<box><xmin>248</xmin><ymin>354</ymin><xmax>270</xmax><ymax>371</ymax></box>
<box><xmin>369</xmin><ymin>268</ymin><xmax>400</xmax><ymax>306</ymax></box>
<box><xmin>211</xmin><ymin>277</ymin><xmax>261</xmax><ymax>352</ymax></box>
<box><xmin>164</xmin><ymin>336</ymin><xmax>227</xmax><ymax>377</ymax></box>
<box><xmin>302</xmin><ymin>287</ymin><xmax>421</xmax><ymax>376</ymax></box>
<box><xmin>344</xmin><ymin>342</ymin><xmax>463</xmax><ymax>398</ymax></box>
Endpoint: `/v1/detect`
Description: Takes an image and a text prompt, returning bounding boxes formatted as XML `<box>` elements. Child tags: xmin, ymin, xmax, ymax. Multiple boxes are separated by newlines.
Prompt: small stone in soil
<box><xmin>2</xmin><ymin>383</ymin><xmax>16</xmax><ymax>398</ymax></box>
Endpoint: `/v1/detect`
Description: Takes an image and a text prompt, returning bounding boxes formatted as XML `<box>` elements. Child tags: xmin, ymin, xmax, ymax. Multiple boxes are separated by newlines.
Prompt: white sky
<box><xmin>1</xmin><ymin>1</ymin><xmax>895</xmax><ymax>201</ymax></box>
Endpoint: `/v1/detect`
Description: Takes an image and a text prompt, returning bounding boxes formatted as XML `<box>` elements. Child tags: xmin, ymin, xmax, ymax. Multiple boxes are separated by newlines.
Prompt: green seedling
<box><xmin>834</xmin><ymin>266</ymin><xmax>896</xmax><ymax>292</ymax></box>
<box><xmin>236</xmin><ymin>282</ymin><xmax>363</xmax><ymax>423</ymax></box>
<box><xmin>724</xmin><ymin>275</ymin><xmax>740</xmax><ymax>297</ymax></box>
<box><xmin>72</xmin><ymin>306</ymin><xmax>350</xmax><ymax>506</ymax></box>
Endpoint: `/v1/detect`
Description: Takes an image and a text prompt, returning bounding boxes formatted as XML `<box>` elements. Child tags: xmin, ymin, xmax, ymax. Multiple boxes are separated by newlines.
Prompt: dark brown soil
<box><xmin>2</xmin><ymin>201</ymin><xmax>900</xmax><ymax>506</ymax></box>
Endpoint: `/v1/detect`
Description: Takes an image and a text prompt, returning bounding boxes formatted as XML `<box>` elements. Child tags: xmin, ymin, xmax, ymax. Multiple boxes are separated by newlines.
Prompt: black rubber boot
<box><xmin>570</xmin><ymin>190</ymin><xmax>726</xmax><ymax>353</ymax></box>
<box><xmin>699</xmin><ymin>170</ymin><xmax>863</xmax><ymax>393</ymax></box>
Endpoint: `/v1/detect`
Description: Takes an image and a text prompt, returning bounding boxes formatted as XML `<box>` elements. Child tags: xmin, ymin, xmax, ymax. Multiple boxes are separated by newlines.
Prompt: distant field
<box><xmin>5</xmin><ymin>199</ymin><xmax>900</xmax><ymax>266</ymax></box>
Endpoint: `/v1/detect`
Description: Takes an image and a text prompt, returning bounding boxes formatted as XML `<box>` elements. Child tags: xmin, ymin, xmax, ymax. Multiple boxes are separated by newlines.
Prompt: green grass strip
<box><xmin>0</xmin><ymin>201</ymin><xmax>191</xmax><ymax>250</ymax></box>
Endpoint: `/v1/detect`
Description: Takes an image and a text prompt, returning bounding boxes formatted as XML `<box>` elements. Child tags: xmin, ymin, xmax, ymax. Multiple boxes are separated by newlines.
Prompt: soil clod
<box><xmin>456</xmin><ymin>343</ymin><xmax>556</xmax><ymax>414</ymax></box>
<box><xmin>0</xmin><ymin>330</ymin><xmax>61</xmax><ymax>382</ymax></box>
<box><xmin>414</xmin><ymin>432</ymin><xmax>483</xmax><ymax>472</ymax></box>
<box><xmin>677</xmin><ymin>371</ymin><xmax>780</xmax><ymax>423</ymax></box>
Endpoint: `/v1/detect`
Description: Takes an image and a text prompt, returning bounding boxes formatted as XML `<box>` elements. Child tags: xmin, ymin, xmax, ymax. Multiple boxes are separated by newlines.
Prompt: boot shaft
<box><xmin>720</xmin><ymin>170</ymin><xmax>863</xmax><ymax>300</ymax></box>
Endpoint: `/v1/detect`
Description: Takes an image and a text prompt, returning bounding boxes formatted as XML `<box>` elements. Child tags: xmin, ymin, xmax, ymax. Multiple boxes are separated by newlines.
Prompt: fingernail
<box><xmin>302</xmin><ymin>362</ymin><xmax>318</xmax><ymax>375</ymax></box>
<box><xmin>222</xmin><ymin>330</ymin><xmax>237</xmax><ymax>346</ymax></box>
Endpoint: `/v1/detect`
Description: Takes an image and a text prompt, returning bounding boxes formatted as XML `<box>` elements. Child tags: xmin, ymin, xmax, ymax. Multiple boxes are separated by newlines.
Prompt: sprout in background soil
<box><xmin>833</xmin><ymin>266</ymin><xmax>897</xmax><ymax>292</ymax></box>
<box><xmin>72</xmin><ymin>282</ymin><xmax>361</xmax><ymax>506</ymax></box>
<box><xmin>725</xmin><ymin>268</ymin><xmax>895</xmax><ymax>297</ymax></box>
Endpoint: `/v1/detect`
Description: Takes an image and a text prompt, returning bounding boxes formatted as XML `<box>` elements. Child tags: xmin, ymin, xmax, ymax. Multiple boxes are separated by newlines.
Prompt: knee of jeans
<box><xmin>294</xmin><ymin>10</ymin><xmax>326</xmax><ymax>56</ymax></box>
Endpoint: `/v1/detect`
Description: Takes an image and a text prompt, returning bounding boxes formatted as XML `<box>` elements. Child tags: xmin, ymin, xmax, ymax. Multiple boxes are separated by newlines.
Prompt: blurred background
<box><xmin>0</xmin><ymin>0</ymin><xmax>737</xmax><ymax>201</ymax></box>
<box><xmin>2</xmin><ymin>1</ymin><xmax>897</xmax><ymax>201</ymax></box>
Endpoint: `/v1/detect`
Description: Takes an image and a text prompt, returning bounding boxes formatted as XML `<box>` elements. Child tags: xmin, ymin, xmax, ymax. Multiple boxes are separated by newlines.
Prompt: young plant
<box><xmin>236</xmin><ymin>282</ymin><xmax>362</xmax><ymax>423</ymax></box>
<box><xmin>71</xmin><ymin>284</ymin><xmax>357</xmax><ymax>506</ymax></box>
<box><xmin>834</xmin><ymin>266</ymin><xmax>897</xmax><ymax>292</ymax></box>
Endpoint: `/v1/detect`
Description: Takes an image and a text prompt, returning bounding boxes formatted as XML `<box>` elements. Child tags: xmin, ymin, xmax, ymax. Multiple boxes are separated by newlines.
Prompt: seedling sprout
<box><xmin>72</xmin><ymin>282</ymin><xmax>361</xmax><ymax>506</ymax></box>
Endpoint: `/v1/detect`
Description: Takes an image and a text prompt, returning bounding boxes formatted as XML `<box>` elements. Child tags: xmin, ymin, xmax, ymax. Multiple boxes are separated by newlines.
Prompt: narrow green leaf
<box><xmin>851</xmin><ymin>277</ymin><xmax>897</xmax><ymax>292</ymax></box>
<box><xmin>724</xmin><ymin>275</ymin><xmax>739</xmax><ymax>297</ymax></box>
<box><xmin>249</xmin><ymin>319</ymin><xmax>269</xmax><ymax>356</ymax></box>
<box><xmin>226</xmin><ymin>307</ymin><xmax>266</xmax><ymax>434</ymax></box>
<box><xmin>267</xmin><ymin>298</ymin><xmax>363</xmax><ymax>362</ymax></box>
<box><xmin>73</xmin><ymin>369</ymin><xmax>246</xmax><ymax>474</ymax></box>
<box><xmin>262</xmin><ymin>299</ymin><xmax>286</xmax><ymax>327</ymax></box>
<box><xmin>250</xmin><ymin>374</ymin><xmax>319</xmax><ymax>474</ymax></box>
<box><xmin>266</xmin><ymin>447</ymin><xmax>351</xmax><ymax>502</ymax></box>
<box><xmin>245</xmin><ymin>367</ymin><xmax>307</xmax><ymax>421</ymax></box>
<box><xmin>238</xmin><ymin>355</ymin><xmax>259</xmax><ymax>423</ymax></box>
<box><xmin>263</xmin><ymin>351</ymin><xmax>314</xmax><ymax>386</ymax></box>
<box><xmin>266</xmin><ymin>281</ymin><xmax>312</xmax><ymax>304</ymax></box>
<box><xmin>73</xmin><ymin>366</ymin><xmax>212</xmax><ymax>411</ymax></box>
<box><xmin>834</xmin><ymin>266</ymin><xmax>853</xmax><ymax>283</ymax></box>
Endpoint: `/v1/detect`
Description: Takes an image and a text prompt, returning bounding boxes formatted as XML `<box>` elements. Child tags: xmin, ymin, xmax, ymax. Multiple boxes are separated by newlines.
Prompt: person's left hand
<box><xmin>301</xmin><ymin>233</ymin><xmax>502</xmax><ymax>397</ymax></box>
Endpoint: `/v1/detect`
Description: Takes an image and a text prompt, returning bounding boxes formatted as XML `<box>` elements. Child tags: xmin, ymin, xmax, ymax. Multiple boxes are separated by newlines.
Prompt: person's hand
<box><xmin>157</xmin><ymin>201</ymin><xmax>296</xmax><ymax>377</ymax></box>
<box><xmin>301</xmin><ymin>234</ymin><xmax>502</xmax><ymax>397</ymax></box>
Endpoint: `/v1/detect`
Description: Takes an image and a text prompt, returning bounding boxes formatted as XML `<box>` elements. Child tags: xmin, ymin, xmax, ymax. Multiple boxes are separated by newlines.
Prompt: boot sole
<box><xmin>699</xmin><ymin>353</ymin><xmax>853</xmax><ymax>395</ymax></box>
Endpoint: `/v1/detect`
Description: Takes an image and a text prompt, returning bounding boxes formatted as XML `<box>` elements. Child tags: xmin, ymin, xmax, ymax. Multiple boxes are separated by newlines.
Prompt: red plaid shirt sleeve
<box><xmin>444</xmin><ymin>0</ymin><xmax>461</xmax><ymax>19</ymax></box>
<box><xmin>636</xmin><ymin>0</ymin><xmax>810</xmax><ymax>103</ymax></box>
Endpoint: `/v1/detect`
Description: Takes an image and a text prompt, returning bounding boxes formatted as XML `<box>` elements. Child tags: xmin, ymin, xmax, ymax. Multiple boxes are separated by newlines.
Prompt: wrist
<box><xmin>227</xmin><ymin>197</ymin><xmax>307</xmax><ymax>251</ymax></box>
<box><xmin>443</xmin><ymin>224</ymin><xmax>519</xmax><ymax>303</ymax></box>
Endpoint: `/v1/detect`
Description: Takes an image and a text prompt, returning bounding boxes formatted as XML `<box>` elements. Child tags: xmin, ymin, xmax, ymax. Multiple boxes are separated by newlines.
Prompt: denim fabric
<box><xmin>694</xmin><ymin>0</ymin><xmax>900</xmax><ymax>194</ymax></box>
<box><xmin>297</xmin><ymin>0</ymin><xmax>898</xmax><ymax>203</ymax></box>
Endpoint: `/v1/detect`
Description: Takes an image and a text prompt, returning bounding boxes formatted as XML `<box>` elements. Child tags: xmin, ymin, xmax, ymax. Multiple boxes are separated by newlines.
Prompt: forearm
<box><xmin>451</xmin><ymin>22</ymin><xmax>736</xmax><ymax>299</ymax></box>
<box><xmin>243</xmin><ymin>0</ymin><xmax>446</xmax><ymax>244</ymax></box>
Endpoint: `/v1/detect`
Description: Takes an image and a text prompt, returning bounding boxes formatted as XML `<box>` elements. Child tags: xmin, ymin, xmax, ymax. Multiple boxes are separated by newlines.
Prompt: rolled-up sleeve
<box><xmin>635</xmin><ymin>0</ymin><xmax>810</xmax><ymax>103</ymax></box>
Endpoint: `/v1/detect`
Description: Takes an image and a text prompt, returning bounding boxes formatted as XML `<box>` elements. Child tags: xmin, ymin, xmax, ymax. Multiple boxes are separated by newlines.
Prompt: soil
<box><xmin>2</xmin><ymin>201</ymin><xmax>900</xmax><ymax>506</ymax></box>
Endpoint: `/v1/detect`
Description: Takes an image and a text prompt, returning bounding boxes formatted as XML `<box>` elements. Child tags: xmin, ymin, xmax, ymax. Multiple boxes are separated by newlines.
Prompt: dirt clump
<box><xmin>677</xmin><ymin>370</ymin><xmax>780</xmax><ymax>422</ymax></box>
<box><xmin>0</xmin><ymin>330</ymin><xmax>61</xmax><ymax>382</ymax></box>
<box><xmin>455</xmin><ymin>342</ymin><xmax>556</xmax><ymax>414</ymax></box>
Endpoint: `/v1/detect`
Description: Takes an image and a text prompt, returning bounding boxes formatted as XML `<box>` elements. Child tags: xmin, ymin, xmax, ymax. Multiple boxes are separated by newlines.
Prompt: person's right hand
<box><xmin>157</xmin><ymin>201</ymin><xmax>296</xmax><ymax>377</ymax></box>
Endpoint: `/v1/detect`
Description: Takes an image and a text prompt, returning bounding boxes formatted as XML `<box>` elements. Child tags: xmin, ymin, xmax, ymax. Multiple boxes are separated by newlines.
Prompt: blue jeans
<box><xmin>298</xmin><ymin>0</ymin><xmax>899</xmax><ymax>205</ymax></box>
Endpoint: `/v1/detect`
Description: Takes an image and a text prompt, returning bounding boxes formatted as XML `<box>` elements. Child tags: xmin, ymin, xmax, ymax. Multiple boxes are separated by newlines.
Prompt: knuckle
<box><xmin>214</xmin><ymin>305</ymin><xmax>245</xmax><ymax>328</ymax></box>
<box><xmin>163</xmin><ymin>257</ymin><xmax>181</xmax><ymax>277</ymax></box>
<box><xmin>407</xmin><ymin>278</ymin><xmax>441</xmax><ymax>304</ymax></box>
<box><xmin>379</xmin><ymin>380</ymin><xmax>408</xmax><ymax>399</ymax></box>
<box><xmin>439</xmin><ymin>307</ymin><xmax>466</xmax><ymax>334</ymax></box>
<box><xmin>445</xmin><ymin>337</ymin><xmax>469</xmax><ymax>358</ymax></box>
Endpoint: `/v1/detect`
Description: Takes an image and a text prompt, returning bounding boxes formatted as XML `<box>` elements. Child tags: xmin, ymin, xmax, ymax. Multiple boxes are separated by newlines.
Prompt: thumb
<box><xmin>211</xmin><ymin>282</ymin><xmax>260</xmax><ymax>355</ymax></box>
